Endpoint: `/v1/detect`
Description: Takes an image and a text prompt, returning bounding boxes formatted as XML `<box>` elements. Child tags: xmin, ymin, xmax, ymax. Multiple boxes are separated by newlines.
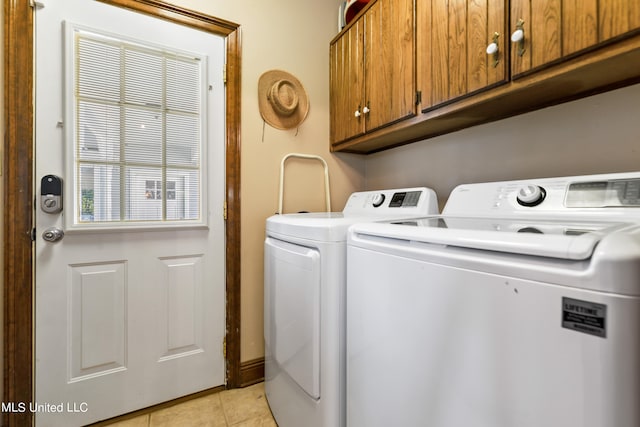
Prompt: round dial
<box><xmin>516</xmin><ymin>185</ymin><xmax>546</xmax><ymax>207</ymax></box>
<box><xmin>371</xmin><ymin>193</ymin><xmax>385</xmax><ymax>208</ymax></box>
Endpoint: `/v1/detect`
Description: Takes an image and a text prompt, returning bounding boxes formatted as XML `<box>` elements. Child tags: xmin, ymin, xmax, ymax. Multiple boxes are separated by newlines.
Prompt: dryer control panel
<box><xmin>343</xmin><ymin>187</ymin><xmax>438</xmax><ymax>216</ymax></box>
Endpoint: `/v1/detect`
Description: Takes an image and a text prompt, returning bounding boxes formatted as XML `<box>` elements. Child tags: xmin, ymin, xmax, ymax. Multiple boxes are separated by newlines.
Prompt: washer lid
<box><xmin>350</xmin><ymin>217</ymin><xmax>633</xmax><ymax>260</ymax></box>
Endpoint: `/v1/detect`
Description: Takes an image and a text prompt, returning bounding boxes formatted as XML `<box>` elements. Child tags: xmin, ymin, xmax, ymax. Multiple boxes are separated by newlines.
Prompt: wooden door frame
<box><xmin>3</xmin><ymin>1</ymin><xmax>242</xmax><ymax>425</ymax></box>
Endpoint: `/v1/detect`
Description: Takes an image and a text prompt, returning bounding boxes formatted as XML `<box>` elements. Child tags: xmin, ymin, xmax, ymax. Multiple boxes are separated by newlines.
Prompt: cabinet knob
<box><xmin>510</xmin><ymin>29</ymin><xmax>524</xmax><ymax>42</ymax></box>
<box><xmin>354</xmin><ymin>109</ymin><xmax>361</xmax><ymax>118</ymax></box>
<box><xmin>362</xmin><ymin>105</ymin><xmax>370</xmax><ymax>114</ymax></box>
<box><xmin>511</xmin><ymin>19</ymin><xmax>526</xmax><ymax>56</ymax></box>
<box><xmin>486</xmin><ymin>32</ymin><xmax>500</xmax><ymax>68</ymax></box>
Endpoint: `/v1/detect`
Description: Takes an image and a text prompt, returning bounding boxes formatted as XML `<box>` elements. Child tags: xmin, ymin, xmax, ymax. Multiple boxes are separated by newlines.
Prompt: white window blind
<box><xmin>73</xmin><ymin>29</ymin><xmax>205</xmax><ymax>225</ymax></box>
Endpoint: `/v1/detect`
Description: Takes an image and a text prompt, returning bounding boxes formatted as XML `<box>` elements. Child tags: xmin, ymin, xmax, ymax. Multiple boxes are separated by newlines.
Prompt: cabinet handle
<box><xmin>354</xmin><ymin>105</ymin><xmax>361</xmax><ymax>118</ymax></box>
<box><xmin>363</xmin><ymin>105</ymin><xmax>370</xmax><ymax>114</ymax></box>
<box><xmin>486</xmin><ymin>32</ymin><xmax>500</xmax><ymax>68</ymax></box>
<box><xmin>511</xmin><ymin>19</ymin><xmax>526</xmax><ymax>56</ymax></box>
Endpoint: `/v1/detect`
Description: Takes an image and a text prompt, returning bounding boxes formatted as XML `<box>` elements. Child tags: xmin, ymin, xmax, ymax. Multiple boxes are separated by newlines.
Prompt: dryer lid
<box><xmin>350</xmin><ymin>217</ymin><xmax>634</xmax><ymax>260</ymax></box>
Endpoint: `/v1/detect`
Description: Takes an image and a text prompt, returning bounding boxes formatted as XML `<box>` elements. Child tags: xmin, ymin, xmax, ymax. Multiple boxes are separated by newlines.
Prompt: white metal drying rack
<box><xmin>278</xmin><ymin>153</ymin><xmax>331</xmax><ymax>214</ymax></box>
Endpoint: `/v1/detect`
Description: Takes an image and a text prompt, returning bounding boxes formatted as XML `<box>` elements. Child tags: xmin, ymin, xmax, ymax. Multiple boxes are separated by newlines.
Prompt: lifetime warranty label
<box><xmin>562</xmin><ymin>297</ymin><xmax>607</xmax><ymax>338</ymax></box>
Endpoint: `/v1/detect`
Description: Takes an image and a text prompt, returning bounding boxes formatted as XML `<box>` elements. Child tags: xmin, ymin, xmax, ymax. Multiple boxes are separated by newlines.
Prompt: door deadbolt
<box><xmin>41</xmin><ymin>175</ymin><xmax>63</xmax><ymax>214</ymax></box>
<box><xmin>42</xmin><ymin>227</ymin><xmax>64</xmax><ymax>243</ymax></box>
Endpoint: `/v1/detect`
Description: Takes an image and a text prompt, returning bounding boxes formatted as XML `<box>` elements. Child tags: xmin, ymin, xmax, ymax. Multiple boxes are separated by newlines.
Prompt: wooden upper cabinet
<box><xmin>330</xmin><ymin>0</ymin><xmax>640</xmax><ymax>153</ymax></box>
<box><xmin>330</xmin><ymin>0</ymin><xmax>416</xmax><ymax>146</ymax></box>
<box><xmin>418</xmin><ymin>0</ymin><xmax>508</xmax><ymax>111</ymax></box>
<box><xmin>510</xmin><ymin>0</ymin><xmax>640</xmax><ymax>77</ymax></box>
<box><xmin>330</xmin><ymin>19</ymin><xmax>365</xmax><ymax>143</ymax></box>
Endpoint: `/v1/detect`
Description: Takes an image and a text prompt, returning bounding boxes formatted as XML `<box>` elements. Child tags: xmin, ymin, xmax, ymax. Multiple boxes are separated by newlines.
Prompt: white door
<box><xmin>34</xmin><ymin>1</ymin><xmax>226</xmax><ymax>426</ymax></box>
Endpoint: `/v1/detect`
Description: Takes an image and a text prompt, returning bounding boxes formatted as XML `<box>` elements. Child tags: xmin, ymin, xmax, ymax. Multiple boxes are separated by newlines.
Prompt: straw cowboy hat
<box><xmin>258</xmin><ymin>70</ymin><xmax>309</xmax><ymax>130</ymax></box>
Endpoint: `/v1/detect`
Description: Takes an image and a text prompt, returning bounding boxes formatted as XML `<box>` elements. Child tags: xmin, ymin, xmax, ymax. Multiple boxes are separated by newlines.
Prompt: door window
<box><xmin>68</xmin><ymin>25</ymin><xmax>207</xmax><ymax>228</ymax></box>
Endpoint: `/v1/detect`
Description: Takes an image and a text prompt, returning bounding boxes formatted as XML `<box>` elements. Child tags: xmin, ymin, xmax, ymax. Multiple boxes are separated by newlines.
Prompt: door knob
<box><xmin>42</xmin><ymin>227</ymin><xmax>65</xmax><ymax>242</ymax></box>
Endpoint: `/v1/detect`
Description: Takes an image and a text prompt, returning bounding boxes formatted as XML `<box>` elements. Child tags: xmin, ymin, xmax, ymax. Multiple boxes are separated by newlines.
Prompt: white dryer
<box><xmin>264</xmin><ymin>188</ymin><xmax>439</xmax><ymax>427</ymax></box>
<box><xmin>347</xmin><ymin>172</ymin><xmax>640</xmax><ymax>427</ymax></box>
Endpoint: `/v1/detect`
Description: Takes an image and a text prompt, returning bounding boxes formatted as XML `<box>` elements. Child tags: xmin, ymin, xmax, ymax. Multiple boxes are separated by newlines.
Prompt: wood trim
<box><xmin>96</xmin><ymin>0</ymin><xmax>238</xmax><ymax>36</ymax></box>
<box><xmin>239</xmin><ymin>358</ymin><xmax>265</xmax><ymax>388</ymax></box>
<box><xmin>224</xmin><ymin>28</ymin><xmax>243</xmax><ymax>389</ymax></box>
<box><xmin>3</xmin><ymin>1</ymin><xmax>242</xmax><ymax>425</ymax></box>
<box><xmin>3</xmin><ymin>0</ymin><xmax>34</xmax><ymax>426</ymax></box>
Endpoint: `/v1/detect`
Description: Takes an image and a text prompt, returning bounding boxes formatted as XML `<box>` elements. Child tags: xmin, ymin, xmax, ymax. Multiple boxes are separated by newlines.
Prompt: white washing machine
<box><xmin>264</xmin><ymin>188</ymin><xmax>439</xmax><ymax>427</ymax></box>
<box><xmin>347</xmin><ymin>172</ymin><xmax>640</xmax><ymax>427</ymax></box>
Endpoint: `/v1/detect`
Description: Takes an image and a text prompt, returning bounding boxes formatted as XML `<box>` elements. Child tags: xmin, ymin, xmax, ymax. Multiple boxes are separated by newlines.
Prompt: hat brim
<box><xmin>258</xmin><ymin>70</ymin><xmax>309</xmax><ymax>130</ymax></box>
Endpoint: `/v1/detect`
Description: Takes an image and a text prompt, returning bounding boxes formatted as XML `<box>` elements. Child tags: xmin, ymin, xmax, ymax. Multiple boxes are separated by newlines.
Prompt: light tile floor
<box><xmin>104</xmin><ymin>383</ymin><xmax>277</xmax><ymax>427</ymax></box>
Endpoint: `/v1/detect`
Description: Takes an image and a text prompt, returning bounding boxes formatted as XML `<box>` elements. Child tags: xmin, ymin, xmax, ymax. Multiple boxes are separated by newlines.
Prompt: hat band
<box><xmin>268</xmin><ymin>80</ymin><xmax>299</xmax><ymax>116</ymax></box>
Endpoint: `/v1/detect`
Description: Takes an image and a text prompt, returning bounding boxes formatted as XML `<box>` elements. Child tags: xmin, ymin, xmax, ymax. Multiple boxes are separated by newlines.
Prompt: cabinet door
<box><xmin>419</xmin><ymin>0</ymin><xmax>507</xmax><ymax>110</ymax></box>
<box><xmin>364</xmin><ymin>0</ymin><xmax>416</xmax><ymax>131</ymax></box>
<box><xmin>330</xmin><ymin>19</ymin><xmax>365</xmax><ymax>144</ymax></box>
<box><xmin>510</xmin><ymin>0</ymin><xmax>640</xmax><ymax>77</ymax></box>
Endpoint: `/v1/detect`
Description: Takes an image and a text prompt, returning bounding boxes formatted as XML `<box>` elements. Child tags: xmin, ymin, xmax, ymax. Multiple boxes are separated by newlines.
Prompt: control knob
<box><xmin>516</xmin><ymin>185</ymin><xmax>546</xmax><ymax>207</ymax></box>
<box><xmin>371</xmin><ymin>193</ymin><xmax>385</xmax><ymax>208</ymax></box>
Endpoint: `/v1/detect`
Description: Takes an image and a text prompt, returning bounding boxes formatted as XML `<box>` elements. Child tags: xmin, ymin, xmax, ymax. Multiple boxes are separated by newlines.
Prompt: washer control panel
<box><xmin>444</xmin><ymin>172</ymin><xmax>640</xmax><ymax>218</ymax></box>
<box><xmin>566</xmin><ymin>179</ymin><xmax>640</xmax><ymax>207</ymax></box>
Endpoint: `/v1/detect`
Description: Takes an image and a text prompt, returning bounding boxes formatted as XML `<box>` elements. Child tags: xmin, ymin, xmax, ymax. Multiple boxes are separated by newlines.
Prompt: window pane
<box><xmin>78</xmin><ymin>101</ymin><xmax>121</xmax><ymax>162</ymax></box>
<box><xmin>124</xmin><ymin>107</ymin><xmax>162</xmax><ymax>165</ymax></box>
<box><xmin>77</xmin><ymin>38</ymin><xmax>121</xmax><ymax>102</ymax></box>
<box><xmin>166</xmin><ymin>113</ymin><xmax>200</xmax><ymax>167</ymax></box>
<box><xmin>125</xmin><ymin>167</ymin><xmax>163</xmax><ymax>221</ymax></box>
<box><xmin>79</xmin><ymin>164</ymin><xmax>121</xmax><ymax>222</ymax></box>
<box><xmin>166</xmin><ymin>169</ymin><xmax>199</xmax><ymax>220</ymax></box>
<box><xmin>166</xmin><ymin>57</ymin><xmax>200</xmax><ymax>113</ymax></box>
<box><xmin>124</xmin><ymin>48</ymin><xmax>163</xmax><ymax>107</ymax></box>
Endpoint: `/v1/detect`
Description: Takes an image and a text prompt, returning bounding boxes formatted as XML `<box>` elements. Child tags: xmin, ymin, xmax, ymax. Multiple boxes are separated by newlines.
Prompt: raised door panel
<box><xmin>364</xmin><ymin>0</ymin><xmax>415</xmax><ymax>131</ymax></box>
<box><xmin>330</xmin><ymin>39</ymin><xmax>346</xmax><ymax>144</ymax></box>
<box><xmin>429</xmin><ymin>0</ymin><xmax>451</xmax><ymax>107</ymax></box>
<box><xmin>416</xmin><ymin>0</ymin><xmax>433</xmax><ymax>108</ymax></box>
<box><xmin>531</xmin><ymin>0</ymin><xmax>562</xmax><ymax>68</ymax></box>
<box><xmin>448</xmin><ymin>0</ymin><xmax>468</xmax><ymax>100</ymax></box>
<box><xmin>562</xmin><ymin>0</ymin><xmax>598</xmax><ymax>55</ymax></box>
<box><xmin>329</xmin><ymin>40</ymin><xmax>340</xmax><ymax>144</ymax></box>
<box><xmin>511</xmin><ymin>0</ymin><xmax>562</xmax><ymax>76</ymax></box>
<box><xmin>420</xmin><ymin>0</ymin><xmax>507</xmax><ymax>110</ymax></box>
<box><xmin>330</xmin><ymin>20</ymin><xmax>365</xmax><ymax>144</ymax></box>
<box><xmin>599</xmin><ymin>0</ymin><xmax>640</xmax><ymax>40</ymax></box>
<box><xmin>468</xmin><ymin>0</ymin><xmax>507</xmax><ymax>93</ymax></box>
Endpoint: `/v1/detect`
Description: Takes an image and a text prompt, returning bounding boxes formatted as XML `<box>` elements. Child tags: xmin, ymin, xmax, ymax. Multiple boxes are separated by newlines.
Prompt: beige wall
<box><xmin>365</xmin><ymin>83</ymin><xmax>640</xmax><ymax>210</ymax></box>
<box><xmin>169</xmin><ymin>0</ymin><xmax>366</xmax><ymax>361</ymax></box>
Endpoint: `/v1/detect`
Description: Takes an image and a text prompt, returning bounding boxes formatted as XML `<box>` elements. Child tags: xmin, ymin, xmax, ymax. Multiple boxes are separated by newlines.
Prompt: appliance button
<box><xmin>516</xmin><ymin>185</ymin><xmax>546</xmax><ymax>207</ymax></box>
<box><xmin>372</xmin><ymin>193</ymin><xmax>385</xmax><ymax>207</ymax></box>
